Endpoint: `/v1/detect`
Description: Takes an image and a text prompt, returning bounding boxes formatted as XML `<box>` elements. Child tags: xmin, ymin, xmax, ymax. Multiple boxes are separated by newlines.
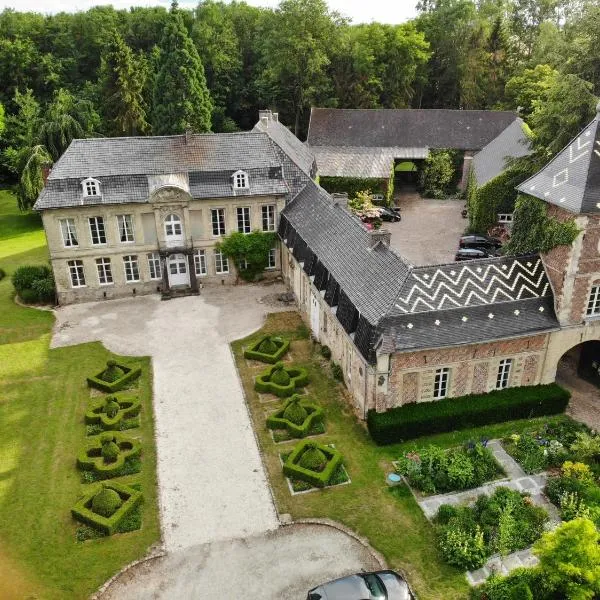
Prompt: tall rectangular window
<box><xmin>59</xmin><ymin>218</ymin><xmax>78</xmax><ymax>247</ymax></box>
<box><xmin>117</xmin><ymin>214</ymin><xmax>135</xmax><ymax>243</ymax></box>
<box><xmin>95</xmin><ymin>257</ymin><xmax>113</xmax><ymax>285</ymax></box>
<box><xmin>67</xmin><ymin>260</ymin><xmax>86</xmax><ymax>288</ymax></box>
<box><xmin>214</xmin><ymin>249</ymin><xmax>229</xmax><ymax>274</ymax></box>
<box><xmin>267</xmin><ymin>247</ymin><xmax>276</xmax><ymax>269</ymax></box>
<box><xmin>211</xmin><ymin>208</ymin><xmax>226</xmax><ymax>236</ymax></box>
<box><xmin>89</xmin><ymin>216</ymin><xmax>106</xmax><ymax>245</ymax></box>
<box><xmin>587</xmin><ymin>285</ymin><xmax>600</xmax><ymax>316</ymax></box>
<box><xmin>496</xmin><ymin>359</ymin><xmax>512</xmax><ymax>390</ymax></box>
<box><xmin>194</xmin><ymin>249</ymin><xmax>207</xmax><ymax>276</ymax></box>
<box><xmin>433</xmin><ymin>368</ymin><xmax>450</xmax><ymax>399</ymax></box>
<box><xmin>123</xmin><ymin>255</ymin><xmax>140</xmax><ymax>282</ymax></box>
<box><xmin>147</xmin><ymin>252</ymin><xmax>161</xmax><ymax>280</ymax></box>
<box><xmin>237</xmin><ymin>207</ymin><xmax>251</xmax><ymax>233</ymax></box>
<box><xmin>262</xmin><ymin>205</ymin><xmax>276</xmax><ymax>231</ymax></box>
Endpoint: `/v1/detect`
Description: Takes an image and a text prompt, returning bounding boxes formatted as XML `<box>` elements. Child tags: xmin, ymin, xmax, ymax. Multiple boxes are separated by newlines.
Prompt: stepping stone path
<box><xmin>410</xmin><ymin>439</ymin><xmax>561</xmax><ymax>585</ymax></box>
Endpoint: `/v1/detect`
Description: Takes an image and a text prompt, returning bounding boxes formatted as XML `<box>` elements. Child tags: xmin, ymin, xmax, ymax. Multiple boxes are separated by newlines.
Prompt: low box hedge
<box><xmin>255</xmin><ymin>363</ymin><xmax>309</xmax><ymax>398</ymax></box>
<box><xmin>77</xmin><ymin>432</ymin><xmax>142</xmax><ymax>479</ymax></box>
<box><xmin>368</xmin><ymin>383</ymin><xmax>571</xmax><ymax>445</ymax></box>
<box><xmin>266</xmin><ymin>396</ymin><xmax>325</xmax><ymax>438</ymax></box>
<box><xmin>71</xmin><ymin>481</ymin><xmax>143</xmax><ymax>535</ymax></box>
<box><xmin>87</xmin><ymin>361</ymin><xmax>142</xmax><ymax>393</ymax></box>
<box><xmin>283</xmin><ymin>440</ymin><xmax>343</xmax><ymax>488</ymax></box>
<box><xmin>85</xmin><ymin>394</ymin><xmax>141</xmax><ymax>431</ymax></box>
<box><xmin>244</xmin><ymin>335</ymin><xmax>290</xmax><ymax>364</ymax></box>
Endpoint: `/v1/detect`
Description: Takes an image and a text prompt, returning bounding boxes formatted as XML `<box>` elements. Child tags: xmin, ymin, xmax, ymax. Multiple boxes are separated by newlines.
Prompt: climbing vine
<box><xmin>217</xmin><ymin>230</ymin><xmax>277</xmax><ymax>282</ymax></box>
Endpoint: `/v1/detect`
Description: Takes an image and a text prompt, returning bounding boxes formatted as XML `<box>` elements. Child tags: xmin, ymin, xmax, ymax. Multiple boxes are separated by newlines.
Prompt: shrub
<box><xmin>470</xmin><ymin>568</ymin><xmax>548</xmax><ymax>600</ymax></box>
<box><xmin>298</xmin><ymin>443</ymin><xmax>328</xmax><ymax>472</ymax></box>
<box><xmin>217</xmin><ymin>230</ymin><xmax>278</xmax><ymax>281</ymax></box>
<box><xmin>419</xmin><ymin>149</ymin><xmax>456</xmax><ymax>198</ymax></box>
<box><xmin>266</xmin><ymin>395</ymin><xmax>325</xmax><ymax>439</ymax></box>
<box><xmin>282</xmin><ymin>396</ymin><xmax>308</xmax><ymax>425</ymax></box>
<box><xmin>282</xmin><ymin>440</ymin><xmax>343</xmax><ymax>488</ymax></box>
<box><xmin>331</xmin><ymin>362</ymin><xmax>343</xmax><ymax>382</ymax></box>
<box><xmin>87</xmin><ymin>361</ymin><xmax>142</xmax><ymax>393</ymax></box>
<box><xmin>570</xmin><ymin>432</ymin><xmax>600</xmax><ymax>463</ymax></box>
<box><xmin>438</xmin><ymin>523</ymin><xmax>487</xmax><ymax>570</ymax></box>
<box><xmin>244</xmin><ymin>335</ymin><xmax>290</xmax><ymax>364</ymax></box>
<box><xmin>320</xmin><ymin>345</ymin><xmax>332</xmax><ymax>360</ymax></box>
<box><xmin>255</xmin><ymin>363</ymin><xmax>309</xmax><ymax>398</ymax></box>
<box><xmin>91</xmin><ymin>486</ymin><xmax>123</xmax><ymax>517</ymax></box>
<box><xmin>562</xmin><ymin>460</ymin><xmax>594</xmax><ymax>485</ymax></box>
<box><xmin>101</xmin><ymin>440</ymin><xmax>120</xmax><ymax>463</ymax></box>
<box><xmin>77</xmin><ymin>432</ymin><xmax>141</xmax><ymax>479</ymax></box>
<box><xmin>258</xmin><ymin>338</ymin><xmax>278</xmax><ymax>354</ymax></box>
<box><xmin>85</xmin><ymin>394</ymin><xmax>141</xmax><ymax>431</ymax></box>
<box><xmin>271</xmin><ymin>365</ymin><xmax>291</xmax><ymax>386</ymax></box>
<box><xmin>102</xmin><ymin>360</ymin><xmax>126</xmax><ymax>383</ymax></box>
<box><xmin>11</xmin><ymin>264</ymin><xmax>55</xmax><ymax>303</ymax></box>
<box><xmin>437</xmin><ymin>504</ymin><xmax>460</xmax><ymax>525</ymax></box>
<box><xmin>368</xmin><ymin>384</ymin><xmax>570</xmax><ymax>444</ymax></box>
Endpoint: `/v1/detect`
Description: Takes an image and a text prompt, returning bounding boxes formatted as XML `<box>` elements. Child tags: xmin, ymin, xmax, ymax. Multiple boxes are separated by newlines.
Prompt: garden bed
<box><xmin>279</xmin><ymin>450</ymin><xmax>350</xmax><ymax>494</ymax></box>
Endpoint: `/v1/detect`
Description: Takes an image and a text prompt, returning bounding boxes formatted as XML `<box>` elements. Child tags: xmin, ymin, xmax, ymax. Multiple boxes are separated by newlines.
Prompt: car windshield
<box><xmin>360</xmin><ymin>574</ymin><xmax>387</xmax><ymax>599</ymax></box>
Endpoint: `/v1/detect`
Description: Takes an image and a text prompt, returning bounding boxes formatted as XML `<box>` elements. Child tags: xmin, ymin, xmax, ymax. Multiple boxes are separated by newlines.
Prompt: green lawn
<box><xmin>232</xmin><ymin>313</ymin><xmax>573</xmax><ymax>600</ymax></box>
<box><xmin>0</xmin><ymin>190</ymin><xmax>159</xmax><ymax>599</ymax></box>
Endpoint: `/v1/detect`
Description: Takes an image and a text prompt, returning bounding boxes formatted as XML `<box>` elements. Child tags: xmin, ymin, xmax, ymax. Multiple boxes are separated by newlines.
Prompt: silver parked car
<box><xmin>307</xmin><ymin>570</ymin><xmax>414</xmax><ymax>600</ymax></box>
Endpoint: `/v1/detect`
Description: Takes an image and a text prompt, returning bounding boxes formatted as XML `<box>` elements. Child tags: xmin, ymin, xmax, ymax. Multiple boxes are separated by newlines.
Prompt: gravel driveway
<box><xmin>53</xmin><ymin>285</ymin><xmax>287</xmax><ymax>551</ymax></box>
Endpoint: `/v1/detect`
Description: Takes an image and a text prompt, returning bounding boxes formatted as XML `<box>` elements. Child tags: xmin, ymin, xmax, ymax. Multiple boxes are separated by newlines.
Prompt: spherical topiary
<box><xmin>282</xmin><ymin>396</ymin><xmax>308</xmax><ymax>425</ymax></box>
<box><xmin>102</xmin><ymin>360</ymin><xmax>125</xmax><ymax>382</ymax></box>
<box><xmin>91</xmin><ymin>486</ymin><xmax>123</xmax><ymax>517</ymax></box>
<box><xmin>103</xmin><ymin>398</ymin><xmax>120</xmax><ymax>418</ymax></box>
<box><xmin>258</xmin><ymin>337</ymin><xmax>278</xmax><ymax>355</ymax></box>
<box><xmin>298</xmin><ymin>443</ymin><xmax>328</xmax><ymax>472</ymax></box>
<box><xmin>320</xmin><ymin>345</ymin><xmax>332</xmax><ymax>360</ymax></box>
<box><xmin>270</xmin><ymin>363</ymin><xmax>291</xmax><ymax>386</ymax></box>
<box><xmin>101</xmin><ymin>440</ymin><xmax>120</xmax><ymax>463</ymax></box>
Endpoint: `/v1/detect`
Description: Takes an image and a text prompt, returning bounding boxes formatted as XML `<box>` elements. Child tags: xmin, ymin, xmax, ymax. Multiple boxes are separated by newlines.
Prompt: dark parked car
<box><xmin>455</xmin><ymin>248</ymin><xmax>489</xmax><ymax>261</ymax></box>
<box><xmin>307</xmin><ymin>570</ymin><xmax>414</xmax><ymax>600</ymax></box>
<box><xmin>379</xmin><ymin>207</ymin><xmax>401</xmax><ymax>222</ymax></box>
<box><xmin>459</xmin><ymin>234</ymin><xmax>502</xmax><ymax>250</ymax></box>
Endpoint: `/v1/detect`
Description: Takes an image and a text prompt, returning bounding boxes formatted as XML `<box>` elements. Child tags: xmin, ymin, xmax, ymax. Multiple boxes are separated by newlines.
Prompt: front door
<box><xmin>310</xmin><ymin>292</ymin><xmax>320</xmax><ymax>340</ymax></box>
<box><xmin>168</xmin><ymin>254</ymin><xmax>190</xmax><ymax>287</ymax></box>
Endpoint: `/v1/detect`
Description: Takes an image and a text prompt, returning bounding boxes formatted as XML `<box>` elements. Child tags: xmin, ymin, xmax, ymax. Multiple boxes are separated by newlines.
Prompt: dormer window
<box><xmin>82</xmin><ymin>178</ymin><xmax>100</xmax><ymax>197</ymax></box>
<box><xmin>232</xmin><ymin>170</ymin><xmax>249</xmax><ymax>190</ymax></box>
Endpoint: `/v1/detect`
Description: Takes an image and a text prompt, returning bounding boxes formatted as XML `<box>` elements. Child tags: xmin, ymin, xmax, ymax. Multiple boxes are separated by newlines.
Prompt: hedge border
<box><xmin>244</xmin><ymin>335</ymin><xmax>290</xmax><ymax>364</ymax></box>
<box><xmin>283</xmin><ymin>440</ymin><xmax>343</xmax><ymax>488</ymax></box>
<box><xmin>266</xmin><ymin>396</ymin><xmax>325</xmax><ymax>438</ymax></box>
<box><xmin>87</xmin><ymin>363</ymin><xmax>142</xmax><ymax>393</ymax></box>
<box><xmin>368</xmin><ymin>383</ymin><xmax>571</xmax><ymax>445</ymax></box>
<box><xmin>77</xmin><ymin>432</ymin><xmax>142</xmax><ymax>477</ymax></box>
<box><xmin>85</xmin><ymin>394</ymin><xmax>141</xmax><ymax>430</ymax></box>
<box><xmin>71</xmin><ymin>481</ymin><xmax>143</xmax><ymax>535</ymax></box>
<box><xmin>255</xmin><ymin>363</ymin><xmax>309</xmax><ymax>398</ymax></box>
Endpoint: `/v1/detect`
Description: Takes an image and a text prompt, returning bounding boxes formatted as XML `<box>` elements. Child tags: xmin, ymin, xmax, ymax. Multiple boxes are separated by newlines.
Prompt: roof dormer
<box><xmin>232</xmin><ymin>170</ymin><xmax>249</xmax><ymax>190</ymax></box>
<box><xmin>82</xmin><ymin>177</ymin><xmax>101</xmax><ymax>198</ymax></box>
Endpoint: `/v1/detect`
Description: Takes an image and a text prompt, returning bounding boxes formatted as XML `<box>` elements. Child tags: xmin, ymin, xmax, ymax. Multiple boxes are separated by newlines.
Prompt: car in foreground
<box><xmin>459</xmin><ymin>234</ymin><xmax>502</xmax><ymax>251</ymax></box>
<box><xmin>307</xmin><ymin>570</ymin><xmax>414</xmax><ymax>600</ymax></box>
<box><xmin>379</xmin><ymin>207</ymin><xmax>401</xmax><ymax>222</ymax></box>
<box><xmin>455</xmin><ymin>248</ymin><xmax>489</xmax><ymax>261</ymax></box>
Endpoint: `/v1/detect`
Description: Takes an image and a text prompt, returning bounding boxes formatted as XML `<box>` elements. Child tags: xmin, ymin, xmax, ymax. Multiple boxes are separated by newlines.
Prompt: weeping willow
<box><xmin>18</xmin><ymin>145</ymin><xmax>52</xmax><ymax>210</ymax></box>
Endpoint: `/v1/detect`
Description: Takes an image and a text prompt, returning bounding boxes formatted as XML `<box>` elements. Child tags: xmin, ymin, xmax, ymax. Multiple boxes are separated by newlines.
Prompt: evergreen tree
<box><xmin>152</xmin><ymin>1</ymin><xmax>213</xmax><ymax>135</ymax></box>
<box><xmin>99</xmin><ymin>31</ymin><xmax>149</xmax><ymax>136</ymax></box>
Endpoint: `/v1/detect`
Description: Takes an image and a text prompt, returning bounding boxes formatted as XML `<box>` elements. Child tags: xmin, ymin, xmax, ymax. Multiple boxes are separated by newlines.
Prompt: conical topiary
<box><xmin>103</xmin><ymin>397</ymin><xmax>120</xmax><ymax>418</ymax></box>
<box><xmin>101</xmin><ymin>360</ymin><xmax>125</xmax><ymax>383</ymax></box>
<box><xmin>258</xmin><ymin>337</ymin><xmax>278</xmax><ymax>355</ymax></box>
<box><xmin>282</xmin><ymin>396</ymin><xmax>308</xmax><ymax>425</ymax></box>
<box><xmin>91</xmin><ymin>486</ymin><xmax>123</xmax><ymax>517</ymax></box>
<box><xmin>271</xmin><ymin>362</ymin><xmax>290</xmax><ymax>386</ymax></box>
<box><xmin>298</xmin><ymin>443</ymin><xmax>328</xmax><ymax>472</ymax></box>
<box><xmin>101</xmin><ymin>440</ymin><xmax>120</xmax><ymax>463</ymax></box>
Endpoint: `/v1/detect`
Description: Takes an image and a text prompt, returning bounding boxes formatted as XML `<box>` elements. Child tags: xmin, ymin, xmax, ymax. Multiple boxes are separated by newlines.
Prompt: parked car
<box><xmin>379</xmin><ymin>207</ymin><xmax>401</xmax><ymax>222</ymax></box>
<box><xmin>307</xmin><ymin>570</ymin><xmax>414</xmax><ymax>600</ymax></box>
<box><xmin>455</xmin><ymin>248</ymin><xmax>489</xmax><ymax>261</ymax></box>
<box><xmin>459</xmin><ymin>234</ymin><xmax>502</xmax><ymax>250</ymax></box>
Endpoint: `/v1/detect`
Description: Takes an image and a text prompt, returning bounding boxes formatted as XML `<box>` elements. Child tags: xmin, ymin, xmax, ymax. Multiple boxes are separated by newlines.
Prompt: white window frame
<box><xmin>232</xmin><ymin>170</ymin><xmax>249</xmax><ymax>189</ymax></box>
<box><xmin>147</xmin><ymin>252</ymin><xmax>162</xmax><ymax>280</ymax></box>
<box><xmin>123</xmin><ymin>254</ymin><xmax>140</xmax><ymax>282</ymax></box>
<box><xmin>164</xmin><ymin>213</ymin><xmax>182</xmax><ymax>237</ymax></box>
<box><xmin>498</xmin><ymin>213</ymin><xmax>514</xmax><ymax>224</ymax></box>
<box><xmin>117</xmin><ymin>214</ymin><xmax>135</xmax><ymax>243</ymax></box>
<box><xmin>82</xmin><ymin>177</ymin><xmax>101</xmax><ymax>197</ymax></box>
<box><xmin>496</xmin><ymin>358</ymin><xmax>513</xmax><ymax>390</ymax></box>
<box><xmin>262</xmin><ymin>204</ymin><xmax>276</xmax><ymax>232</ymax></box>
<box><xmin>95</xmin><ymin>257</ymin><xmax>113</xmax><ymax>285</ymax></box>
<box><xmin>67</xmin><ymin>259</ymin><xmax>86</xmax><ymax>288</ymax></box>
<box><xmin>194</xmin><ymin>249</ymin><xmax>207</xmax><ymax>276</ymax></box>
<box><xmin>211</xmin><ymin>208</ymin><xmax>226</xmax><ymax>237</ymax></box>
<box><xmin>214</xmin><ymin>249</ymin><xmax>229</xmax><ymax>274</ymax></box>
<box><xmin>267</xmin><ymin>247</ymin><xmax>277</xmax><ymax>269</ymax></box>
<box><xmin>587</xmin><ymin>284</ymin><xmax>600</xmax><ymax>316</ymax></box>
<box><xmin>433</xmin><ymin>367</ymin><xmax>450</xmax><ymax>399</ymax></box>
<box><xmin>237</xmin><ymin>206</ymin><xmax>251</xmax><ymax>234</ymax></box>
<box><xmin>88</xmin><ymin>216</ymin><xmax>107</xmax><ymax>245</ymax></box>
<box><xmin>59</xmin><ymin>218</ymin><xmax>78</xmax><ymax>248</ymax></box>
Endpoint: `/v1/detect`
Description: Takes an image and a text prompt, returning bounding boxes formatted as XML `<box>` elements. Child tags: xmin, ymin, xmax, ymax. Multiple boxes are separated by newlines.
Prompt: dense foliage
<box><xmin>419</xmin><ymin>149</ymin><xmax>457</xmax><ymax>198</ymax></box>
<box><xmin>11</xmin><ymin>263</ymin><xmax>55</xmax><ymax>303</ymax></box>
<box><xmin>217</xmin><ymin>230</ymin><xmax>277</xmax><ymax>282</ymax></box>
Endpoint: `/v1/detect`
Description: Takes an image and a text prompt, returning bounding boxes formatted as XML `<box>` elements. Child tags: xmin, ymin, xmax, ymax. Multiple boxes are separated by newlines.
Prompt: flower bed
<box><xmin>266</xmin><ymin>394</ymin><xmax>325</xmax><ymax>439</ymax></box>
<box><xmin>244</xmin><ymin>335</ymin><xmax>290</xmax><ymax>364</ymax></box>
<box><xmin>280</xmin><ymin>449</ymin><xmax>349</xmax><ymax>493</ymax></box>
<box><xmin>435</xmin><ymin>487</ymin><xmax>548</xmax><ymax>570</ymax></box>
<box><xmin>85</xmin><ymin>394</ymin><xmax>141</xmax><ymax>431</ymax></box>
<box><xmin>282</xmin><ymin>440</ymin><xmax>344</xmax><ymax>489</ymax></box>
<box><xmin>77</xmin><ymin>432</ymin><xmax>142</xmax><ymax>481</ymax></box>
<box><xmin>396</xmin><ymin>442</ymin><xmax>504</xmax><ymax>495</ymax></box>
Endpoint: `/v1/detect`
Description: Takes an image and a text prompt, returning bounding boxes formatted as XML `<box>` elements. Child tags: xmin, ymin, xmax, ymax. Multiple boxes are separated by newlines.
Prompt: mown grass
<box><xmin>232</xmin><ymin>312</ymin><xmax>574</xmax><ymax>600</ymax></box>
<box><xmin>0</xmin><ymin>190</ymin><xmax>159</xmax><ymax>599</ymax></box>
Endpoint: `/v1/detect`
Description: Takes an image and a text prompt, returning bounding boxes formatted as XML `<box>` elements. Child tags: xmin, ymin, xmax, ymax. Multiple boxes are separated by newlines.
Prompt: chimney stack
<box><xmin>369</xmin><ymin>229</ymin><xmax>391</xmax><ymax>249</ymax></box>
<box><xmin>185</xmin><ymin>128</ymin><xmax>192</xmax><ymax>144</ymax></box>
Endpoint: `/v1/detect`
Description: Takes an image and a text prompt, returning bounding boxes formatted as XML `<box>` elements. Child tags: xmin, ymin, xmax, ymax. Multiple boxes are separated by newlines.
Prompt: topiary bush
<box><xmin>244</xmin><ymin>335</ymin><xmax>290</xmax><ymax>364</ymax></box>
<box><xmin>271</xmin><ymin>364</ymin><xmax>291</xmax><ymax>386</ymax></box>
<box><xmin>266</xmin><ymin>395</ymin><xmax>325</xmax><ymax>439</ymax></box>
<box><xmin>320</xmin><ymin>345</ymin><xmax>332</xmax><ymax>360</ymax></box>
<box><xmin>282</xmin><ymin>396</ymin><xmax>308</xmax><ymax>425</ymax></box>
<box><xmin>101</xmin><ymin>440</ymin><xmax>120</xmax><ymax>463</ymax></box>
<box><xmin>104</xmin><ymin>397</ymin><xmax>120</xmax><ymax>419</ymax></box>
<box><xmin>77</xmin><ymin>432</ymin><xmax>141</xmax><ymax>479</ymax></box>
<box><xmin>87</xmin><ymin>360</ymin><xmax>142</xmax><ymax>393</ymax></box>
<box><xmin>85</xmin><ymin>394</ymin><xmax>141</xmax><ymax>431</ymax></box>
<box><xmin>298</xmin><ymin>442</ymin><xmax>328</xmax><ymax>472</ymax></box>
<box><xmin>255</xmin><ymin>362</ymin><xmax>308</xmax><ymax>398</ymax></box>
<box><xmin>101</xmin><ymin>360</ymin><xmax>126</xmax><ymax>383</ymax></box>
<box><xmin>91</xmin><ymin>486</ymin><xmax>123</xmax><ymax>517</ymax></box>
<box><xmin>283</xmin><ymin>440</ymin><xmax>343</xmax><ymax>488</ymax></box>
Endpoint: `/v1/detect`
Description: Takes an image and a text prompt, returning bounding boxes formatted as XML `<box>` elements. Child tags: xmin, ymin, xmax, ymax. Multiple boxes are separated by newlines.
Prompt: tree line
<box><xmin>0</xmin><ymin>0</ymin><xmax>598</xmax><ymax>208</ymax></box>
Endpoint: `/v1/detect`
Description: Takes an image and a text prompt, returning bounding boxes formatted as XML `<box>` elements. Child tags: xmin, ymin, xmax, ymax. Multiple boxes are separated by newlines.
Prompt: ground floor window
<box><xmin>95</xmin><ymin>257</ymin><xmax>113</xmax><ymax>285</ymax></box>
<box><xmin>496</xmin><ymin>358</ymin><xmax>512</xmax><ymax>389</ymax></box>
<box><xmin>433</xmin><ymin>367</ymin><xmax>450</xmax><ymax>399</ymax></box>
<box><xmin>194</xmin><ymin>249</ymin><xmax>207</xmax><ymax>276</ymax></box>
<box><xmin>214</xmin><ymin>249</ymin><xmax>229</xmax><ymax>274</ymax></box>
<box><xmin>123</xmin><ymin>255</ymin><xmax>140</xmax><ymax>282</ymax></box>
<box><xmin>587</xmin><ymin>284</ymin><xmax>600</xmax><ymax>316</ymax></box>
<box><xmin>267</xmin><ymin>247</ymin><xmax>276</xmax><ymax>269</ymax></box>
<box><xmin>147</xmin><ymin>252</ymin><xmax>161</xmax><ymax>280</ymax></box>
<box><xmin>67</xmin><ymin>260</ymin><xmax>86</xmax><ymax>288</ymax></box>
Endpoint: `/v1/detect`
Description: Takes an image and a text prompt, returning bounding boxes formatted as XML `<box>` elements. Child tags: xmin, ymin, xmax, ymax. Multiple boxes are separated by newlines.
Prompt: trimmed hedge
<box><xmin>244</xmin><ymin>335</ymin><xmax>290</xmax><ymax>364</ymax></box>
<box><xmin>84</xmin><ymin>394</ymin><xmax>141</xmax><ymax>430</ymax></box>
<box><xmin>11</xmin><ymin>264</ymin><xmax>55</xmax><ymax>304</ymax></box>
<box><xmin>255</xmin><ymin>362</ymin><xmax>309</xmax><ymax>397</ymax></box>
<box><xmin>77</xmin><ymin>432</ymin><xmax>141</xmax><ymax>478</ymax></box>
<box><xmin>266</xmin><ymin>395</ymin><xmax>325</xmax><ymax>438</ymax></box>
<box><xmin>87</xmin><ymin>361</ymin><xmax>142</xmax><ymax>393</ymax></box>
<box><xmin>71</xmin><ymin>481</ymin><xmax>143</xmax><ymax>535</ymax></box>
<box><xmin>367</xmin><ymin>384</ymin><xmax>571</xmax><ymax>445</ymax></box>
<box><xmin>283</xmin><ymin>440</ymin><xmax>343</xmax><ymax>488</ymax></box>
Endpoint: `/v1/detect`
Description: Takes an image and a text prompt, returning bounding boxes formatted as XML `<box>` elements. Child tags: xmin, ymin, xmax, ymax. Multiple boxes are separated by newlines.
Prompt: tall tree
<box><xmin>504</xmin><ymin>63</ymin><xmax>558</xmax><ymax>119</ymax></box>
<box><xmin>152</xmin><ymin>1</ymin><xmax>213</xmax><ymax>135</ymax></box>
<box><xmin>99</xmin><ymin>31</ymin><xmax>149</xmax><ymax>136</ymax></box>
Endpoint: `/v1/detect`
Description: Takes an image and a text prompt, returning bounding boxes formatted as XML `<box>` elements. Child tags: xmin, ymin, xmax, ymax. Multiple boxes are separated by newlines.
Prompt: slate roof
<box><xmin>472</xmin><ymin>119</ymin><xmax>532</xmax><ymax>187</ymax></box>
<box><xmin>307</xmin><ymin>108</ymin><xmax>520</xmax><ymax>151</ymax></box>
<box><xmin>517</xmin><ymin>108</ymin><xmax>600</xmax><ymax>214</ymax></box>
<box><xmin>311</xmin><ymin>146</ymin><xmax>429</xmax><ymax>179</ymax></box>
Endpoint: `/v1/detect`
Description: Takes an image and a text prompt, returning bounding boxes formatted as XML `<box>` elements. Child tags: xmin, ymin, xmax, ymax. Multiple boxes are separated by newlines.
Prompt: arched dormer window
<box><xmin>232</xmin><ymin>170</ymin><xmax>249</xmax><ymax>190</ymax></box>
<box><xmin>82</xmin><ymin>178</ymin><xmax>101</xmax><ymax>197</ymax></box>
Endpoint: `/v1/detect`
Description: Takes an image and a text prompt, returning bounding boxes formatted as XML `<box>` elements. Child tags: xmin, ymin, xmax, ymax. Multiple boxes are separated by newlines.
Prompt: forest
<box><xmin>0</xmin><ymin>0</ymin><xmax>598</xmax><ymax>209</ymax></box>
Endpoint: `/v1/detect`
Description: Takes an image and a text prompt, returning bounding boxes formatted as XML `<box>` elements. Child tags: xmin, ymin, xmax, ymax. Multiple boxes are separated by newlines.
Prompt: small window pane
<box><xmin>496</xmin><ymin>359</ymin><xmax>512</xmax><ymax>389</ymax></box>
<box><xmin>214</xmin><ymin>249</ymin><xmax>229</xmax><ymax>274</ymax></box>
<box><xmin>60</xmin><ymin>218</ymin><xmax>78</xmax><ymax>247</ymax></box>
<box><xmin>211</xmin><ymin>209</ymin><xmax>226</xmax><ymax>236</ymax></box>
<box><xmin>587</xmin><ymin>285</ymin><xmax>600</xmax><ymax>316</ymax></box>
<box><xmin>267</xmin><ymin>247</ymin><xmax>276</xmax><ymax>269</ymax></box>
<box><xmin>117</xmin><ymin>214</ymin><xmax>135</xmax><ymax>243</ymax></box>
<box><xmin>68</xmin><ymin>260</ymin><xmax>86</xmax><ymax>287</ymax></box>
<box><xmin>147</xmin><ymin>252</ymin><xmax>162</xmax><ymax>280</ymax></box>
<box><xmin>262</xmin><ymin>205</ymin><xmax>276</xmax><ymax>231</ymax></box>
<box><xmin>433</xmin><ymin>368</ymin><xmax>450</xmax><ymax>399</ymax></box>
<box><xmin>123</xmin><ymin>255</ymin><xmax>140</xmax><ymax>282</ymax></box>
<box><xmin>237</xmin><ymin>207</ymin><xmax>250</xmax><ymax>233</ymax></box>
<box><xmin>194</xmin><ymin>250</ymin><xmax>207</xmax><ymax>276</ymax></box>
<box><xmin>89</xmin><ymin>216</ymin><xmax>106</xmax><ymax>245</ymax></box>
<box><xmin>95</xmin><ymin>257</ymin><xmax>113</xmax><ymax>285</ymax></box>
